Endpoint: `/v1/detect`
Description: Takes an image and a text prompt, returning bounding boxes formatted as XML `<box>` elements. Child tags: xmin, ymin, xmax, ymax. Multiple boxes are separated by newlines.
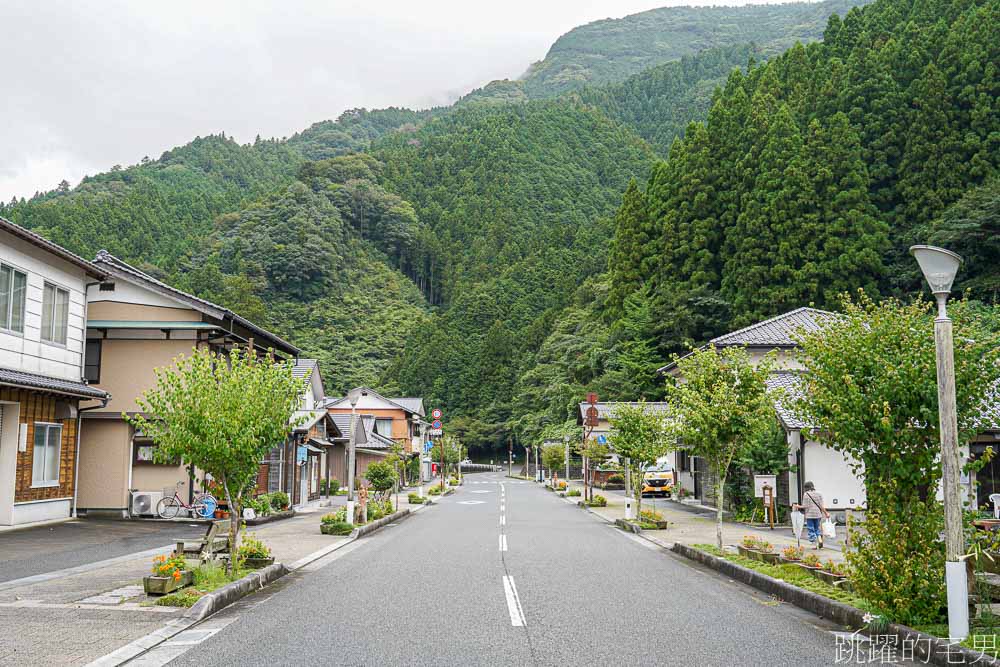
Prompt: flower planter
<box><xmin>143</xmin><ymin>570</ymin><xmax>193</xmax><ymax>595</ymax></box>
<box><xmin>779</xmin><ymin>556</ymin><xmax>803</xmax><ymax>566</ymax></box>
<box><xmin>640</xmin><ymin>519</ymin><xmax>670</xmax><ymax>530</ymax></box>
<box><xmin>736</xmin><ymin>544</ymin><xmax>759</xmax><ymax>560</ymax></box>
<box><xmin>798</xmin><ymin>563</ymin><xmax>824</xmax><ymax>576</ymax></box>
<box><xmin>814</xmin><ymin>569</ymin><xmax>847</xmax><ymax>586</ymax></box>
<box><xmin>758</xmin><ymin>551</ymin><xmax>781</xmax><ymax>565</ymax></box>
<box><xmin>243</xmin><ymin>556</ymin><xmax>275</xmax><ymax>569</ymax></box>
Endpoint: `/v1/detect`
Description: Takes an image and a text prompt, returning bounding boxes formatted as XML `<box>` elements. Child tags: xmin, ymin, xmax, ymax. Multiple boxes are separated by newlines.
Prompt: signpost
<box><xmin>754</xmin><ymin>474</ymin><xmax>777</xmax><ymax>529</ymax></box>
<box><xmin>583</xmin><ymin>392</ymin><xmax>599</xmax><ymax>502</ymax></box>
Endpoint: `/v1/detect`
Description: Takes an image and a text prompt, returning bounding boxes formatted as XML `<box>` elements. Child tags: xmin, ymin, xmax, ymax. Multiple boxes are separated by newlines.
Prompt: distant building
<box><xmin>76</xmin><ymin>251</ymin><xmax>299</xmax><ymax>517</ymax></box>
<box><xmin>0</xmin><ymin>217</ymin><xmax>109</xmax><ymax>526</ymax></box>
<box><xmin>322</xmin><ymin>387</ymin><xmax>425</xmax><ymax>484</ymax></box>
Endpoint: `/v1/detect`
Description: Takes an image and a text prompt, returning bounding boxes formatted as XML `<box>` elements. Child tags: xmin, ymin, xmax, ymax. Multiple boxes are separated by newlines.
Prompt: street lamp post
<box><xmin>910</xmin><ymin>244</ymin><xmax>968</xmax><ymax>641</ymax></box>
<box><xmin>346</xmin><ymin>388</ymin><xmax>363</xmax><ymax>522</ymax></box>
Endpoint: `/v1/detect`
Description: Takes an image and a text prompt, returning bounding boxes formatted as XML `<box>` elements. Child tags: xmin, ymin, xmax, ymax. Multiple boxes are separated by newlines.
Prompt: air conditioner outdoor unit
<box><xmin>131</xmin><ymin>491</ymin><xmax>163</xmax><ymax>516</ymax></box>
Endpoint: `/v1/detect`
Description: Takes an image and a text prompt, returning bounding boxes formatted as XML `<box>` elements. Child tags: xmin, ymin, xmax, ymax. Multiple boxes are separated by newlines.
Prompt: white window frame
<box><xmin>31</xmin><ymin>422</ymin><xmax>63</xmax><ymax>487</ymax></box>
<box><xmin>41</xmin><ymin>282</ymin><xmax>70</xmax><ymax>346</ymax></box>
<box><xmin>0</xmin><ymin>263</ymin><xmax>27</xmax><ymax>335</ymax></box>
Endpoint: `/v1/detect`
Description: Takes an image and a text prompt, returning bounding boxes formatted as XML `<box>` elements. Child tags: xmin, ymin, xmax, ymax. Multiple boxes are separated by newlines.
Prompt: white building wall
<box><xmin>0</xmin><ymin>232</ymin><xmax>90</xmax><ymax>381</ymax></box>
<box><xmin>802</xmin><ymin>438</ymin><xmax>866</xmax><ymax>513</ymax></box>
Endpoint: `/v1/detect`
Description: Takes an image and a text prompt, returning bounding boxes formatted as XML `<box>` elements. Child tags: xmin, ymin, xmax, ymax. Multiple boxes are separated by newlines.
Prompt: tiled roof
<box><xmin>578</xmin><ymin>402</ymin><xmax>671</xmax><ymax>422</ymax></box>
<box><xmin>765</xmin><ymin>371</ymin><xmax>811</xmax><ymax>430</ymax></box>
<box><xmin>390</xmin><ymin>397</ymin><xmax>424</xmax><ymax>416</ymax></box>
<box><xmin>0</xmin><ymin>367</ymin><xmax>108</xmax><ymax>400</ymax></box>
<box><xmin>292</xmin><ymin>359</ymin><xmax>318</xmax><ymax>379</ymax></box>
<box><xmin>711</xmin><ymin>307</ymin><xmax>836</xmax><ymax>348</ymax></box>
<box><xmin>0</xmin><ymin>216</ymin><xmax>106</xmax><ymax>279</ymax></box>
<box><xmin>360</xmin><ymin>414</ymin><xmax>396</xmax><ymax>449</ymax></box>
<box><xmin>321</xmin><ymin>387</ymin><xmax>424</xmax><ymax>416</ymax></box>
<box><xmin>93</xmin><ymin>251</ymin><xmax>299</xmax><ymax>356</ymax></box>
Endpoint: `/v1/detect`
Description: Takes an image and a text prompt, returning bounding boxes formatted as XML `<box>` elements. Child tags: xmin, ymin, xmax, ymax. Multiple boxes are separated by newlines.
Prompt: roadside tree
<box><xmin>793</xmin><ymin>292</ymin><xmax>1000</xmax><ymax>623</ymax></box>
<box><xmin>607</xmin><ymin>403</ymin><xmax>673</xmax><ymax>519</ymax></box>
<box><xmin>126</xmin><ymin>346</ymin><xmax>303</xmax><ymax>572</ymax></box>
<box><xmin>665</xmin><ymin>345</ymin><xmax>775</xmax><ymax>550</ymax></box>
<box><xmin>542</xmin><ymin>443</ymin><xmax>565</xmax><ymax>484</ymax></box>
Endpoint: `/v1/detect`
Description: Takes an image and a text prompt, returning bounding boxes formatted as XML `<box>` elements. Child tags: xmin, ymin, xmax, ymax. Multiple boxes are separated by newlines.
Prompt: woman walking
<box><xmin>793</xmin><ymin>481</ymin><xmax>830</xmax><ymax>548</ymax></box>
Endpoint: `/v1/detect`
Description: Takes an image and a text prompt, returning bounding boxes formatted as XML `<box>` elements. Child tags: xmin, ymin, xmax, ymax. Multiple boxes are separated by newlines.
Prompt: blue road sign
<box><xmin>432</xmin><ymin>419</ymin><xmax>442</xmax><ymax>429</ymax></box>
<box><xmin>597</xmin><ymin>435</ymin><xmax>607</xmax><ymax>445</ymax></box>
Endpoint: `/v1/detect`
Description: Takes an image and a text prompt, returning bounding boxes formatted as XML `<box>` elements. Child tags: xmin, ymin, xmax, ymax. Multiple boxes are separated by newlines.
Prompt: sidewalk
<box><xmin>564</xmin><ymin>480</ymin><xmax>847</xmax><ymax>563</ymax></box>
<box><xmin>0</xmin><ymin>508</ymin><xmax>349</xmax><ymax>666</ymax></box>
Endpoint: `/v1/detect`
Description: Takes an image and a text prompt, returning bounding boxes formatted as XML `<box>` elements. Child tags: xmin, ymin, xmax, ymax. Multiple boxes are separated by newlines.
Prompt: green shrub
<box><xmin>567</xmin><ymin>489</ymin><xmax>581</xmax><ymax>497</ymax></box>
<box><xmin>448</xmin><ymin>476</ymin><xmax>460</xmax><ymax>486</ymax></box>
<box><xmin>408</xmin><ymin>493</ymin><xmax>426</xmax><ymax>504</ymax></box>
<box><xmin>320</xmin><ymin>478</ymin><xmax>341</xmax><ymax>495</ymax></box>
<box><xmin>640</xmin><ymin>509</ymin><xmax>663</xmax><ymax>522</ymax></box>
<box><xmin>607</xmin><ymin>474</ymin><xmax>624</xmax><ymax>484</ymax></box>
<box><xmin>365</xmin><ymin>499</ymin><xmax>394</xmax><ymax>521</ymax></box>
<box><xmin>364</xmin><ymin>461</ymin><xmax>397</xmax><ymax>495</ymax></box>
<box><xmin>244</xmin><ymin>496</ymin><xmax>272</xmax><ymax>517</ymax></box>
<box><xmin>428</xmin><ymin>485</ymin><xmax>442</xmax><ymax>496</ymax></box>
<box><xmin>268</xmin><ymin>491</ymin><xmax>290</xmax><ymax>511</ymax></box>
<box><xmin>237</xmin><ymin>532</ymin><xmax>271</xmax><ymax>559</ymax></box>
<box><xmin>321</xmin><ymin>521</ymin><xmax>353</xmax><ymax>535</ymax></box>
<box><xmin>587</xmin><ymin>495</ymin><xmax>607</xmax><ymax>507</ymax></box>
<box><xmin>322</xmin><ymin>507</ymin><xmax>348</xmax><ymax>524</ymax></box>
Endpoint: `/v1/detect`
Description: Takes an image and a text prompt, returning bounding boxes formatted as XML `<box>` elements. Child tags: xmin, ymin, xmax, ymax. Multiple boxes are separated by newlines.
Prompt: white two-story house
<box><xmin>0</xmin><ymin>217</ymin><xmax>109</xmax><ymax>526</ymax></box>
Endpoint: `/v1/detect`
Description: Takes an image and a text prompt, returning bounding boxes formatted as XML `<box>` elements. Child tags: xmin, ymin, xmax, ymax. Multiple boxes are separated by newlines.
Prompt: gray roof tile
<box><xmin>577</xmin><ymin>402</ymin><xmax>671</xmax><ymax>422</ymax></box>
<box><xmin>711</xmin><ymin>307</ymin><xmax>836</xmax><ymax>347</ymax></box>
<box><xmin>0</xmin><ymin>367</ymin><xmax>108</xmax><ymax>400</ymax></box>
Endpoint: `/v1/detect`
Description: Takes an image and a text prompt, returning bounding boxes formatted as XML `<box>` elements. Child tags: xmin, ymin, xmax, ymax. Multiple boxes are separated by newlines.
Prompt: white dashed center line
<box><xmin>502</xmin><ymin>575</ymin><xmax>526</xmax><ymax>627</ymax></box>
<box><xmin>499</xmin><ymin>534</ymin><xmax>508</xmax><ymax>551</ymax></box>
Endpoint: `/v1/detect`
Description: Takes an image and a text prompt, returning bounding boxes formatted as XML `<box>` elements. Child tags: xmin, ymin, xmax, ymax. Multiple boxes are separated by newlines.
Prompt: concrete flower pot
<box><xmin>243</xmin><ymin>557</ymin><xmax>275</xmax><ymax>570</ymax></box>
<box><xmin>143</xmin><ymin>570</ymin><xmax>193</xmax><ymax>595</ymax></box>
<box><xmin>814</xmin><ymin>569</ymin><xmax>847</xmax><ymax>586</ymax></box>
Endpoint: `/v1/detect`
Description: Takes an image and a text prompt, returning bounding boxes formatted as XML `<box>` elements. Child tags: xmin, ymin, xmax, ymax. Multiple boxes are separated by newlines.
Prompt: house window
<box><xmin>375</xmin><ymin>418</ymin><xmax>393</xmax><ymax>438</ymax></box>
<box><xmin>84</xmin><ymin>339</ymin><xmax>102</xmax><ymax>383</ymax></box>
<box><xmin>32</xmin><ymin>423</ymin><xmax>63</xmax><ymax>486</ymax></box>
<box><xmin>134</xmin><ymin>437</ymin><xmax>178</xmax><ymax>465</ymax></box>
<box><xmin>0</xmin><ymin>264</ymin><xmax>27</xmax><ymax>334</ymax></box>
<box><xmin>41</xmin><ymin>283</ymin><xmax>70</xmax><ymax>345</ymax></box>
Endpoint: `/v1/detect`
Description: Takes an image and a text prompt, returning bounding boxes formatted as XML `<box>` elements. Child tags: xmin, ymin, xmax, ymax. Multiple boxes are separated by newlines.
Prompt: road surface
<box><xmin>155</xmin><ymin>473</ymin><xmax>852</xmax><ymax>666</ymax></box>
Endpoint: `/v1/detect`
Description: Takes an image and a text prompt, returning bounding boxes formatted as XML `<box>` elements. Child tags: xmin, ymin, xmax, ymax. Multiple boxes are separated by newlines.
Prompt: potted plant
<box><xmin>756</xmin><ymin>541</ymin><xmax>780</xmax><ymax>564</ymax></box>
<box><xmin>814</xmin><ymin>559</ymin><xmax>848</xmax><ymax>585</ymax></box>
<box><xmin>737</xmin><ymin>535</ymin><xmax>761</xmax><ymax>559</ymax></box>
<box><xmin>780</xmin><ymin>545</ymin><xmax>805</xmax><ymax>563</ymax></box>
<box><xmin>238</xmin><ymin>532</ymin><xmax>274</xmax><ymax>569</ymax></box>
<box><xmin>799</xmin><ymin>553</ymin><xmax>823</xmax><ymax>572</ymax></box>
<box><xmin>320</xmin><ymin>508</ymin><xmax>353</xmax><ymax>535</ymax></box>
<box><xmin>143</xmin><ymin>554</ymin><xmax>192</xmax><ymax>595</ymax></box>
<box><xmin>639</xmin><ymin>509</ymin><xmax>670</xmax><ymax>530</ymax></box>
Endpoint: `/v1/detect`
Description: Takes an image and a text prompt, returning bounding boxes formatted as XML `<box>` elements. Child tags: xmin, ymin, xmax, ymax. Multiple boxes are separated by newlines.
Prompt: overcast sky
<box><xmin>3</xmin><ymin>0</ymin><xmax>783</xmax><ymax>201</ymax></box>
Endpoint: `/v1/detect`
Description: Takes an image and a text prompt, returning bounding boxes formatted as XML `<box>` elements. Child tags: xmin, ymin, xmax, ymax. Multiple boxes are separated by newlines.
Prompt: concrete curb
<box><xmin>244</xmin><ymin>509</ymin><xmax>296</xmax><ymax>526</ymax></box>
<box><xmin>184</xmin><ymin>562</ymin><xmax>289</xmax><ymax>622</ymax></box>
<box><xmin>350</xmin><ymin>508</ymin><xmax>411</xmax><ymax>538</ymax></box>
<box><xmin>614</xmin><ymin>518</ymin><xmax>642</xmax><ymax>534</ymax></box>
<box><xmin>672</xmin><ymin>544</ymin><xmax>1000</xmax><ymax>667</ymax></box>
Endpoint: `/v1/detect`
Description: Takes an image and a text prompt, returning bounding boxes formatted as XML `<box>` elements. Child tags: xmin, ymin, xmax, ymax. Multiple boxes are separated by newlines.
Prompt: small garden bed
<box><xmin>584</xmin><ymin>494</ymin><xmax>607</xmax><ymax>508</ymax></box>
<box><xmin>407</xmin><ymin>493</ymin><xmax>427</xmax><ymax>504</ymax></box>
<box><xmin>736</xmin><ymin>536</ymin><xmax>780</xmax><ymax>565</ymax></box>
<box><xmin>151</xmin><ymin>562</ymin><xmax>251</xmax><ymax>608</ymax></box>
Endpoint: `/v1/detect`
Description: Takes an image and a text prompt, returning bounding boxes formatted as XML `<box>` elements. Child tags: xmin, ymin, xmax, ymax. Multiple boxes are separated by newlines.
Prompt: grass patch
<box><xmin>690</xmin><ymin>543</ymin><xmax>868</xmax><ymax>608</ymax></box>
<box><xmin>154</xmin><ymin>562</ymin><xmax>248</xmax><ymax>607</ymax></box>
<box><xmin>914</xmin><ymin>616</ymin><xmax>1000</xmax><ymax>657</ymax></box>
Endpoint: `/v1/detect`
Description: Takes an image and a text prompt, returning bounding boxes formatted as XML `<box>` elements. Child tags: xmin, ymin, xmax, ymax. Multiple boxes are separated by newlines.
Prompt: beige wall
<box><xmin>92</xmin><ymin>338</ymin><xmax>199</xmax><ymax>413</ymax></box>
<box><xmin>87</xmin><ymin>301</ymin><xmax>201</xmax><ymax>322</ymax></box>
<box><xmin>78</xmin><ymin>419</ymin><xmax>130</xmax><ymax>510</ymax></box>
<box><xmin>133</xmin><ymin>460</ymin><xmax>189</xmax><ymax>498</ymax></box>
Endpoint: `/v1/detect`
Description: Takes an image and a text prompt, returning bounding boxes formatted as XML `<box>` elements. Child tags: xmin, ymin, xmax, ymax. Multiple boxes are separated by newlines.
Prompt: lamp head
<box><xmin>910</xmin><ymin>245</ymin><xmax>962</xmax><ymax>296</ymax></box>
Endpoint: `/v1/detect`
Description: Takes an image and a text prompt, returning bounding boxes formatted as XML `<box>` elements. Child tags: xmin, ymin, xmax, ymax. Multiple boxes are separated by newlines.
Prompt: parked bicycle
<box><xmin>157</xmin><ymin>481</ymin><xmax>218</xmax><ymax>519</ymax></box>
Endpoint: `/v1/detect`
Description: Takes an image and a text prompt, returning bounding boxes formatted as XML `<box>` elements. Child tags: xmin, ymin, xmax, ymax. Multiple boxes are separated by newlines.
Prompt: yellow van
<box><xmin>642</xmin><ymin>462</ymin><xmax>674</xmax><ymax>497</ymax></box>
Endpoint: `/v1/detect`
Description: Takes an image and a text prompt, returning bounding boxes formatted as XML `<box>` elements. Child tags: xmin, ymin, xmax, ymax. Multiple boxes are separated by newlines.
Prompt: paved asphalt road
<box><xmin>0</xmin><ymin>518</ymin><xmax>204</xmax><ymax>582</ymax></box>
<box><xmin>167</xmin><ymin>472</ymin><xmax>851</xmax><ymax>666</ymax></box>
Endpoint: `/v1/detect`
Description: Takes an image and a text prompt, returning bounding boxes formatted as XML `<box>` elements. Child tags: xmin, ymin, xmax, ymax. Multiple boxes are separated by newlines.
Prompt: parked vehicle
<box><xmin>642</xmin><ymin>462</ymin><xmax>674</xmax><ymax>497</ymax></box>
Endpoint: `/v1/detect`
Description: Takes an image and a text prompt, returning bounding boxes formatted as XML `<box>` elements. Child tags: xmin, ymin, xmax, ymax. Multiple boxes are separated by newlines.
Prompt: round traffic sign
<box><xmin>432</xmin><ymin>419</ymin><xmax>442</xmax><ymax>429</ymax></box>
<box><xmin>431</xmin><ymin>408</ymin><xmax>442</xmax><ymax>419</ymax></box>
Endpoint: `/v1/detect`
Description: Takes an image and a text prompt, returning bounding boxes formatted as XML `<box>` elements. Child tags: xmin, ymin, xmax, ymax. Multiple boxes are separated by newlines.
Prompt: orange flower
<box><xmin>173</xmin><ymin>570</ymin><xmax>182</xmax><ymax>581</ymax></box>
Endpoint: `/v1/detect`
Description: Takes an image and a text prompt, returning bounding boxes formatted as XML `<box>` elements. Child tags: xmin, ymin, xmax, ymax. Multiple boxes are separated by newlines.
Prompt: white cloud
<box><xmin>0</xmin><ymin>0</ymin><xmax>777</xmax><ymax>200</ymax></box>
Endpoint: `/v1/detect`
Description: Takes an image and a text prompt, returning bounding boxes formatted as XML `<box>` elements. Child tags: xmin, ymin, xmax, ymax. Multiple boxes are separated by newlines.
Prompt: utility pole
<box><xmin>508</xmin><ymin>436</ymin><xmax>513</xmax><ymax>478</ymax></box>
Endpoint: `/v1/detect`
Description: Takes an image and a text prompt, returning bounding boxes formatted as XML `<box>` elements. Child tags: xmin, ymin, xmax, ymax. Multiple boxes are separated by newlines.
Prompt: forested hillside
<box><xmin>520</xmin><ymin>0</ymin><xmax>869</xmax><ymax>96</ymax></box>
<box><xmin>500</xmin><ymin>0</ymin><xmax>1000</xmax><ymax>447</ymax></box>
<box><xmin>5</xmin><ymin>0</ymin><xmax>992</xmax><ymax>457</ymax></box>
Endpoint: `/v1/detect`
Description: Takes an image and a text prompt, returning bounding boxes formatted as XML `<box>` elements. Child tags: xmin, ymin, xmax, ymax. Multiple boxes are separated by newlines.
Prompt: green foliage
<box><xmin>520</xmin><ymin>0</ymin><xmax>867</xmax><ymax>96</ymax></box>
<box><xmin>243</xmin><ymin>496</ymin><xmax>272</xmax><ymax>517</ymax></box>
<box><xmin>606</xmin><ymin>474</ymin><xmax>624</xmax><ymax>485</ymax></box>
<box><xmin>794</xmin><ymin>293</ymin><xmax>1000</xmax><ymax>498</ymax></box>
<box><xmin>320</xmin><ymin>479</ymin><xmax>340</xmax><ymax>496</ymax></box>
<box><xmin>665</xmin><ymin>346</ymin><xmax>776</xmax><ymax>549</ymax></box>
<box><xmin>928</xmin><ymin>178</ymin><xmax>1000</xmax><ymax>301</ymax></box>
<box><xmin>126</xmin><ymin>347</ymin><xmax>303</xmax><ymax>572</ymax></box>
<box><xmin>237</xmin><ymin>533</ymin><xmax>272</xmax><ymax>560</ymax></box>
<box><xmin>364</xmin><ymin>461</ymin><xmax>397</xmax><ymax>497</ymax></box>
<box><xmin>407</xmin><ymin>493</ymin><xmax>427</xmax><ymax>504</ymax></box>
<box><xmin>268</xmin><ymin>491</ymin><xmax>290</xmax><ymax>511</ymax></box>
<box><xmin>427</xmin><ymin>485</ymin><xmax>442</xmax><ymax>496</ymax></box>
<box><xmin>542</xmin><ymin>444</ymin><xmax>565</xmax><ymax>476</ymax></box>
<box><xmin>320</xmin><ymin>520</ymin><xmax>353</xmax><ymax>536</ymax></box>
<box><xmin>586</xmin><ymin>495</ymin><xmax>607</xmax><ymax>507</ymax></box>
<box><xmin>607</xmin><ymin>402</ymin><xmax>673</xmax><ymax>516</ymax></box>
<box><xmin>567</xmin><ymin>489</ymin><xmax>581</xmax><ymax>497</ymax></box>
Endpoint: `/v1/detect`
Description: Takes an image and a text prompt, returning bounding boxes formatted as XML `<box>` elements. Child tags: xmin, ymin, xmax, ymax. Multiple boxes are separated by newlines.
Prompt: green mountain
<box><xmin>520</xmin><ymin>0</ymin><xmax>870</xmax><ymax>96</ymax></box>
<box><xmin>7</xmin><ymin>0</ymin><xmax>989</xmax><ymax>458</ymax></box>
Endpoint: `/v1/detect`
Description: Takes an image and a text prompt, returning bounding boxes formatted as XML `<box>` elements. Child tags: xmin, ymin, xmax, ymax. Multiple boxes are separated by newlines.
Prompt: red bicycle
<box><xmin>157</xmin><ymin>481</ymin><xmax>218</xmax><ymax>519</ymax></box>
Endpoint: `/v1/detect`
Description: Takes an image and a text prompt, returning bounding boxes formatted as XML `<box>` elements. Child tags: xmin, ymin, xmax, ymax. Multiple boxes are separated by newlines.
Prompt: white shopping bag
<box><xmin>822</xmin><ymin>518</ymin><xmax>837</xmax><ymax>539</ymax></box>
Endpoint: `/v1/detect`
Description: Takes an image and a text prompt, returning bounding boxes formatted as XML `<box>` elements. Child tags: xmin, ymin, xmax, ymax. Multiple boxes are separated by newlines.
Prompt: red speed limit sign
<box><xmin>431</xmin><ymin>408</ymin><xmax>442</xmax><ymax>419</ymax></box>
